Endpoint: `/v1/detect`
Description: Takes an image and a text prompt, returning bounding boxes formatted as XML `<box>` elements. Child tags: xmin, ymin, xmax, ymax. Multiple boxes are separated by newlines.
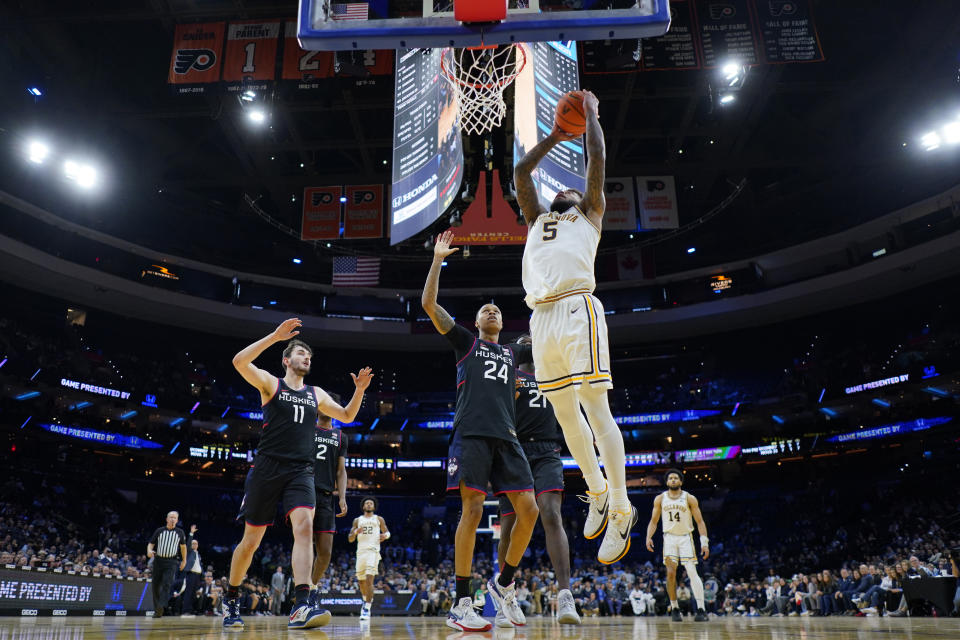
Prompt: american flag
<box><xmin>331</xmin><ymin>3</ymin><xmax>368</xmax><ymax>20</ymax></box>
<box><xmin>332</xmin><ymin>256</ymin><xmax>380</xmax><ymax>286</ymax></box>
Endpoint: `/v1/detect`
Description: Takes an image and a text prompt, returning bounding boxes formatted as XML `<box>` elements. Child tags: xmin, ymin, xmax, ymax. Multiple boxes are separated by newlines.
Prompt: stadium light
<box><xmin>721</xmin><ymin>62</ymin><xmax>740</xmax><ymax>79</ymax></box>
<box><xmin>339</xmin><ymin>196</ymin><xmax>348</xmax><ymax>203</ymax></box>
<box><xmin>63</xmin><ymin>160</ymin><xmax>98</xmax><ymax>188</ymax></box>
<box><xmin>27</xmin><ymin>87</ymin><xmax>42</xmax><ymax>96</ymax></box>
<box><xmin>292</xmin><ymin>257</ymin><xmax>302</xmax><ymax>264</ymax></box>
<box><xmin>27</xmin><ymin>141</ymin><xmax>50</xmax><ymax>164</ymax></box>
<box><xmin>686</xmin><ymin>247</ymin><xmax>696</xmax><ymax>254</ymax></box>
<box><xmin>920</xmin><ymin>131</ymin><xmax>942</xmax><ymax>151</ymax></box>
<box><xmin>240</xmin><ymin>90</ymin><xmax>256</xmax><ymax>102</ymax></box>
<box><xmin>942</xmin><ymin>121</ymin><xmax>960</xmax><ymax>144</ymax></box>
<box><xmin>719</xmin><ymin>93</ymin><xmax>736</xmax><ymax>105</ymax></box>
<box><xmin>248</xmin><ymin>109</ymin><xmax>267</xmax><ymax>124</ymax></box>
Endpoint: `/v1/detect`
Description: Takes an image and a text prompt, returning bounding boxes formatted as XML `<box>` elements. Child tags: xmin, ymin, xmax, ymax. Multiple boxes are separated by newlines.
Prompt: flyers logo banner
<box><xmin>174</xmin><ymin>50</ymin><xmax>216</xmax><ymax>74</ymax></box>
<box><xmin>168</xmin><ymin>23</ymin><xmax>226</xmax><ymax>94</ymax></box>
<box><xmin>343</xmin><ymin>185</ymin><xmax>383</xmax><ymax>239</ymax></box>
<box><xmin>638</xmin><ymin>175</ymin><xmax>679</xmax><ymax>229</ymax></box>
<box><xmin>222</xmin><ymin>21</ymin><xmax>281</xmax><ymax>92</ymax></box>
<box><xmin>301</xmin><ymin>187</ymin><xmax>342</xmax><ymax>240</ymax></box>
<box><xmin>601</xmin><ymin>177</ymin><xmax>638</xmax><ymax>231</ymax></box>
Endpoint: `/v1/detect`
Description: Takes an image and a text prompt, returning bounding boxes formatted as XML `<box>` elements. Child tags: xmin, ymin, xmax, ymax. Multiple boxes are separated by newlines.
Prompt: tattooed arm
<box><xmin>579</xmin><ymin>90</ymin><xmax>606</xmax><ymax>229</ymax></box>
<box><xmin>421</xmin><ymin>230</ymin><xmax>459</xmax><ymax>335</ymax></box>
<box><xmin>514</xmin><ymin>126</ymin><xmax>578</xmax><ymax>225</ymax></box>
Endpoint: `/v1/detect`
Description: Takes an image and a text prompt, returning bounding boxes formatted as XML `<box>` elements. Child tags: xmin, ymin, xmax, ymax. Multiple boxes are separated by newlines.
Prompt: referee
<box><xmin>147</xmin><ymin>511</ymin><xmax>187</xmax><ymax>618</ymax></box>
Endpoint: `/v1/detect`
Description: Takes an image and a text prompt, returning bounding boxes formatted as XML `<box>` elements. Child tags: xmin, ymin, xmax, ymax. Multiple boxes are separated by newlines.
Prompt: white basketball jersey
<box><xmin>356</xmin><ymin>514</ymin><xmax>381</xmax><ymax>553</ymax></box>
<box><xmin>661</xmin><ymin>491</ymin><xmax>694</xmax><ymax>535</ymax></box>
<box><xmin>522</xmin><ymin>207</ymin><xmax>600</xmax><ymax>310</ymax></box>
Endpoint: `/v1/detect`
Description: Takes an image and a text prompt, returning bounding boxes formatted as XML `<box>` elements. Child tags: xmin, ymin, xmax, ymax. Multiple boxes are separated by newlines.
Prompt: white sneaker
<box><xmin>487</xmin><ymin>578</ymin><xmax>526</xmax><ymax>626</ymax></box>
<box><xmin>446</xmin><ymin>597</ymin><xmax>491</xmax><ymax>632</ymax></box>
<box><xmin>495</xmin><ymin>608</ymin><xmax>514</xmax><ymax>628</ymax></box>
<box><xmin>579</xmin><ymin>484</ymin><xmax>609</xmax><ymax>539</ymax></box>
<box><xmin>359</xmin><ymin>601</ymin><xmax>371</xmax><ymax>621</ymax></box>
<box><xmin>557</xmin><ymin>589</ymin><xmax>581</xmax><ymax>625</ymax></box>
<box><xmin>597</xmin><ymin>504</ymin><xmax>639</xmax><ymax>564</ymax></box>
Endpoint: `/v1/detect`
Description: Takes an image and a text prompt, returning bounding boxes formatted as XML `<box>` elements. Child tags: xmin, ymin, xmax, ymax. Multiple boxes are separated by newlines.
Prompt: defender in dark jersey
<box><xmin>225</xmin><ymin>318</ymin><xmax>372</xmax><ymax>630</ymax></box>
<box><xmin>497</xmin><ymin>335</ymin><xmax>579</xmax><ymax>624</ymax></box>
<box><xmin>311</xmin><ymin>394</ymin><xmax>348</xmax><ymax>591</ymax></box>
<box><xmin>421</xmin><ymin>230</ymin><xmax>539</xmax><ymax>631</ymax></box>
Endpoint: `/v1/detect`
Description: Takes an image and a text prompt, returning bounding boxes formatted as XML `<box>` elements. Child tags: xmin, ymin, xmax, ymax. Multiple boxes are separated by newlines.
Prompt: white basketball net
<box><xmin>440</xmin><ymin>45</ymin><xmax>526</xmax><ymax>135</ymax></box>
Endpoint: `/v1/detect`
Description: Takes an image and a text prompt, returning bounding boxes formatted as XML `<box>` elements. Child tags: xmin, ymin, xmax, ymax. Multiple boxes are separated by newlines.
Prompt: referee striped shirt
<box><xmin>149</xmin><ymin>526</ymin><xmax>186</xmax><ymax>559</ymax></box>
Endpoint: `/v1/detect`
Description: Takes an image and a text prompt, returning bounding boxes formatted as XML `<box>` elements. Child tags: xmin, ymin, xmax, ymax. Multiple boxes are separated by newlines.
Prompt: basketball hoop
<box><xmin>440</xmin><ymin>43</ymin><xmax>527</xmax><ymax>135</ymax></box>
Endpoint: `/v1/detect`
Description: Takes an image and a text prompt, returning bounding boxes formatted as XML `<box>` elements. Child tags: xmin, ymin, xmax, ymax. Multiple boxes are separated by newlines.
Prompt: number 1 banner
<box><xmin>222</xmin><ymin>21</ymin><xmax>281</xmax><ymax>93</ymax></box>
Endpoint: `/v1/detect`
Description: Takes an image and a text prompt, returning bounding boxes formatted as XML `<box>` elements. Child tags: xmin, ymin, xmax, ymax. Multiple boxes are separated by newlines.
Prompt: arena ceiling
<box><xmin>2</xmin><ymin>0</ymin><xmax>960</xmax><ymax>281</ymax></box>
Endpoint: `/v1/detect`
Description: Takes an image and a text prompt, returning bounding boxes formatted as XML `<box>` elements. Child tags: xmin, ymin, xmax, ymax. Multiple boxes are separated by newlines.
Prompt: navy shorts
<box><xmin>314</xmin><ymin>491</ymin><xmax>337</xmax><ymax>534</ymax></box>
<box><xmin>499</xmin><ymin>441</ymin><xmax>564</xmax><ymax>515</ymax></box>
<box><xmin>446</xmin><ymin>433</ymin><xmax>534</xmax><ymax>496</ymax></box>
<box><xmin>237</xmin><ymin>454</ymin><xmax>315</xmax><ymax>527</ymax></box>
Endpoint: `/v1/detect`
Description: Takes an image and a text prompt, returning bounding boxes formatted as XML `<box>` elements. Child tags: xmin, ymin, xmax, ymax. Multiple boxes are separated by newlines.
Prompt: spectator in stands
<box><xmin>704</xmin><ymin>575</ymin><xmax>718</xmax><ymax>614</ymax></box>
<box><xmin>582</xmin><ymin>592</ymin><xmax>600</xmax><ymax>617</ymax></box>
<box><xmin>677</xmin><ymin>583</ymin><xmax>693</xmax><ymax>615</ymax></box>
<box><xmin>833</xmin><ymin>567</ymin><xmax>854</xmax><ymax>614</ymax></box>
<box><xmin>270</xmin><ymin>566</ymin><xmax>285</xmax><ymax>616</ymax></box>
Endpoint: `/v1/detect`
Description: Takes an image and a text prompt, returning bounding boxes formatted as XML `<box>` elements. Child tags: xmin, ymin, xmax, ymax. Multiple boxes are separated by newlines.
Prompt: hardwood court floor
<box><xmin>3</xmin><ymin>615</ymin><xmax>960</xmax><ymax>640</ymax></box>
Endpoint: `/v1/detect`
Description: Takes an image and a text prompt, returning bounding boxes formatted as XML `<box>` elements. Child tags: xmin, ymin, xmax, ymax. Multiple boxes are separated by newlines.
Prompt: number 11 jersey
<box><xmin>260</xmin><ymin>378</ymin><xmax>320</xmax><ymax>464</ymax></box>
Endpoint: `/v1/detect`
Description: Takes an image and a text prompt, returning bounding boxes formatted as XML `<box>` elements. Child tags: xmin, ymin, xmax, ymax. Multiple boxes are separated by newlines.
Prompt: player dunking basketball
<box><xmin>310</xmin><ymin>395</ymin><xmax>348</xmax><ymax>605</ymax></box>
<box><xmin>514</xmin><ymin>90</ymin><xmax>637</xmax><ymax>564</ymax></box>
<box><xmin>645</xmin><ymin>469</ymin><xmax>710</xmax><ymax>622</ymax></box>
<box><xmin>421</xmin><ymin>230</ymin><xmax>540</xmax><ymax>631</ymax></box>
<box><xmin>225</xmin><ymin>318</ymin><xmax>372</xmax><ymax>630</ymax></box>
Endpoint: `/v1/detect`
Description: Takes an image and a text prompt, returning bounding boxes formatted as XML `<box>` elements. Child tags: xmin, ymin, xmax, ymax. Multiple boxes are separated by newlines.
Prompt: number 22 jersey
<box><xmin>444</xmin><ymin>325</ymin><xmax>532</xmax><ymax>442</ymax></box>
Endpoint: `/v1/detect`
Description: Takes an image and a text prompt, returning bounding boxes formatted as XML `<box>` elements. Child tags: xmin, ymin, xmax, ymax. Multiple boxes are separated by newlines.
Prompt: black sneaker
<box><xmin>671</xmin><ymin>608</ymin><xmax>683</xmax><ymax>622</ymax></box>
<box><xmin>695</xmin><ymin>609</ymin><xmax>708</xmax><ymax>621</ymax></box>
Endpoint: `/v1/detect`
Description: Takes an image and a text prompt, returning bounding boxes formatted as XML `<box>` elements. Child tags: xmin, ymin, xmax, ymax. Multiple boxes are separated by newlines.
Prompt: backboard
<box><xmin>298</xmin><ymin>1</ymin><xmax>671</xmax><ymax>51</ymax></box>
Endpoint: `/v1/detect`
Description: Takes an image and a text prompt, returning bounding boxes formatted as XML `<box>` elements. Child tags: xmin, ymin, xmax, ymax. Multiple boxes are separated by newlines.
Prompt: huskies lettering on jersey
<box><xmin>174</xmin><ymin>49</ymin><xmax>216</xmax><ymax>74</ymax></box>
<box><xmin>279</xmin><ymin>390</ymin><xmax>317</xmax><ymax>407</ymax></box>
<box><xmin>476</xmin><ymin>343</ymin><xmax>515</xmax><ymax>364</ymax></box>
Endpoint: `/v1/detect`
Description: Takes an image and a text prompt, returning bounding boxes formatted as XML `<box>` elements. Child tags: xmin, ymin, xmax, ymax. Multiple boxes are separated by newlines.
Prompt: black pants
<box><xmin>185</xmin><ymin>572</ymin><xmax>203</xmax><ymax>614</ymax></box>
<box><xmin>153</xmin><ymin>557</ymin><xmax>179</xmax><ymax>612</ymax></box>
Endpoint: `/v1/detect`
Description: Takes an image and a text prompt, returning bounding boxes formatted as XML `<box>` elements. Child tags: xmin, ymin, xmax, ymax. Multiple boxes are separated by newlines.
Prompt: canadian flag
<box><xmin>617</xmin><ymin>247</ymin><xmax>655</xmax><ymax>281</ymax></box>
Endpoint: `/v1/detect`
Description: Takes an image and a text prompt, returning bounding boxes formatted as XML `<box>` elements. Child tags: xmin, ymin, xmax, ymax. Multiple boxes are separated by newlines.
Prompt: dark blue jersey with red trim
<box><xmin>259</xmin><ymin>378</ymin><xmax>319</xmax><ymax>464</ymax></box>
<box><xmin>314</xmin><ymin>426</ymin><xmax>347</xmax><ymax>491</ymax></box>
<box><xmin>515</xmin><ymin>370</ymin><xmax>563</xmax><ymax>443</ymax></box>
<box><xmin>444</xmin><ymin>325</ymin><xmax>530</xmax><ymax>442</ymax></box>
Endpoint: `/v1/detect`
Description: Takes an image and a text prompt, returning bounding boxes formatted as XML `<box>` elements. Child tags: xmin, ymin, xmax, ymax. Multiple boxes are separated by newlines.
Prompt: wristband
<box><xmin>382</xmin><ymin>531</ymin><xmax>390</xmax><ymax>540</ymax></box>
<box><xmin>700</xmin><ymin>536</ymin><xmax>709</xmax><ymax>546</ymax></box>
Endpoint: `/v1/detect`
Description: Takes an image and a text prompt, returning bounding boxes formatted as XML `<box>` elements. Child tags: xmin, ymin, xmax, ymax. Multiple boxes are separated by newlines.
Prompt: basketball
<box><xmin>555</xmin><ymin>90</ymin><xmax>587</xmax><ymax>136</ymax></box>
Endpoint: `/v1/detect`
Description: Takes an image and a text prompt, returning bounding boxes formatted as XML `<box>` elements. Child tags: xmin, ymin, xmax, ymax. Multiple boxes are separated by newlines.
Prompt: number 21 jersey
<box><xmin>260</xmin><ymin>378</ymin><xmax>320</xmax><ymax>464</ymax></box>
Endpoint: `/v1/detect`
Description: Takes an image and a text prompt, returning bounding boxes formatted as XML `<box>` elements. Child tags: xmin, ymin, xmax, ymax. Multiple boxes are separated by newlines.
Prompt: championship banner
<box><xmin>168</xmin><ymin>22</ymin><xmax>226</xmax><ymax>94</ymax></box>
<box><xmin>637</xmin><ymin>176</ymin><xmax>679</xmax><ymax>229</ymax></box>
<box><xmin>343</xmin><ymin>185</ymin><xmax>384</xmax><ymax>239</ymax></box>
<box><xmin>755</xmin><ymin>0</ymin><xmax>824</xmax><ymax>64</ymax></box>
<box><xmin>450</xmin><ymin>171</ymin><xmax>528</xmax><ymax>245</ymax></box>
<box><xmin>281</xmin><ymin>22</ymin><xmax>393</xmax><ymax>88</ymax></box>
<box><xmin>301</xmin><ymin>187</ymin><xmax>343</xmax><ymax>240</ymax></box>
<box><xmin>222</xmin><ymin>21</ymin><xmax>282</xmax><ymax>92</ymax></box>
<box><xmin>601</xmin><ymin>177</ymin><xmax>638</xmax><ymax>231</ymax></box>
<box><xmin>692</xmin><ymin>0</ymin><xmax>759</xmax><ymax>68</ymax></box>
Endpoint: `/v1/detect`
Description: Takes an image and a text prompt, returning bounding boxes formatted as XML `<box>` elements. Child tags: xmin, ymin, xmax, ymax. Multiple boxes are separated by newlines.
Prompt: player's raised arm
<box><xmin>688</xmin><ymin>494</ymin><xmax>710</xmax><ymax>559</ymax></box>
<box><xmin>645</xmin><ymin>494</ymin><xmax>663</xmax><ymax>552</ymax></box>
<box><xmin>316</xmin><ymin>369</ymin><xmax>374</xmax><ymax>424</ymax></box>
<box><xmin>578</xmin><ymin>91</ymin><xmax>606</xmax><ymax>225</ymax></box>
<box><xmin>421</xmin><ymin>230</ymin><xmax>460</xmax><ymax>335</ymax></box>
<box><xmin>514</xmin><ymin>127</ymin><xmax>573</xmax><ymax>225</ymax></box>
<box><xmin>231</xmin><ymin>318</ymin><xmax>301</xmax><ymax>397</ymax></box>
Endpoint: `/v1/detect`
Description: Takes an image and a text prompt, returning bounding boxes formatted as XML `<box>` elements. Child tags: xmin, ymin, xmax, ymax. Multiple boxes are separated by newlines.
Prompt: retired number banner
<box><xmin>301</xmin><ymin>187</ymin><xmax>343</xmax><ymax>240</ymax></box>
<box><xmin>343</xmin><ymin>185</ymin><xmax>384</xmax><ymax>239</ymax></box>
<box><xmin>168</xmin><ymin>22</ymin><xmax>226</xmax><ymax>94</ymax></box>
<box><xmin>222</xmin><ymin>21</ymin><xmax>281</xmax><ymax>92</ymax></box>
